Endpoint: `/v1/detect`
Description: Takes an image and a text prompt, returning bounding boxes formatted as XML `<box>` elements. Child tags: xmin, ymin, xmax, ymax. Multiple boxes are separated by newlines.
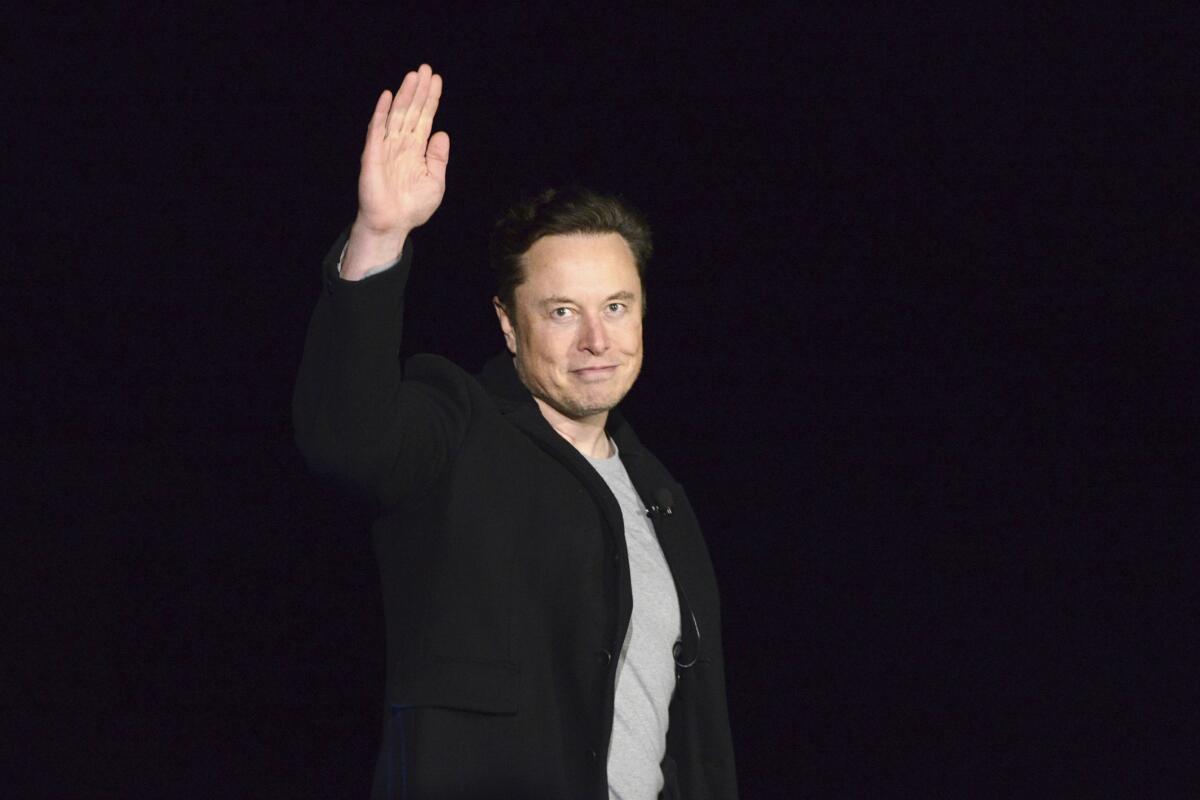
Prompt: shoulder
<box><xmin>402</xmin><ymin>353</ymin><xmax>495</xmax><ymax>410</ymax></box>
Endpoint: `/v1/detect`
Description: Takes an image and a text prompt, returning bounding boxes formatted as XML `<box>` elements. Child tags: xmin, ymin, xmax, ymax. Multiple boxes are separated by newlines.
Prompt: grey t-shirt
<box><xmin>586</xmin><ymin>441</ymin><xmax>681</xmax><ymax>800</ymax></box>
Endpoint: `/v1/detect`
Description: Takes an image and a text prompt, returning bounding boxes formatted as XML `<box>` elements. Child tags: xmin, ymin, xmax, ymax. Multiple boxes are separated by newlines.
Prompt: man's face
<box><xmin>494</xmin><ymin>232</ymin><xmax>644</xmax><ymax>424</ymax></box>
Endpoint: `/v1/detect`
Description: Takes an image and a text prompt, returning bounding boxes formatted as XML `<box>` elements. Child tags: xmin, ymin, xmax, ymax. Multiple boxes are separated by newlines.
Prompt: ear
<box><xmin>492</xmin><ymin>297</ymin><xmax>518</xmax><ymax>355</ymax></box>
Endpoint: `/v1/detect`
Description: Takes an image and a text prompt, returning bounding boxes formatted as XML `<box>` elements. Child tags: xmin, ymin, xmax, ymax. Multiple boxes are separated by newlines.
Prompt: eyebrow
<box><xmin>538</xmin><ymin>291</ymin><xmax>637</xmax><ymax>308</ymax></box>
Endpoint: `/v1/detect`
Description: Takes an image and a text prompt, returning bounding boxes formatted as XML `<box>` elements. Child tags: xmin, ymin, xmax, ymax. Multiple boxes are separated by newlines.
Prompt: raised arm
<box><xmin>294</xmin><ymin>64</ymin><xmax>470</xmax><ymax>507</ymax></box>
<box><xmin>342</xmin><ymin>64</ymin><xmax>450</xmax><ymax>280</ymax></box>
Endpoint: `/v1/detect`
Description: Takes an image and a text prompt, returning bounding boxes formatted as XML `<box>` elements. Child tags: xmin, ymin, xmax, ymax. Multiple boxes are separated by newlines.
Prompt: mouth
<box><xmin>571</xmin><ymin>365</ymin><xmax>619</xmax><ymax>382</ymax></box>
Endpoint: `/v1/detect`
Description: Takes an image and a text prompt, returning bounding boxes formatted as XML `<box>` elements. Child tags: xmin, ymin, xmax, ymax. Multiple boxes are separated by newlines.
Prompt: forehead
<box><xmin>518</xmin><ymin>232</ymin><xmax>640</xmax><ymax>300</ymax></box>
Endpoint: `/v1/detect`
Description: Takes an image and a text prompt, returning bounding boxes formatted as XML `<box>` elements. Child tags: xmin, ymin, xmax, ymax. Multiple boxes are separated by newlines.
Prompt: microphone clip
<box><xmin>646</xmin><ymin>488</ymin><xmax>675</xmax><ymax>519</ymax></box>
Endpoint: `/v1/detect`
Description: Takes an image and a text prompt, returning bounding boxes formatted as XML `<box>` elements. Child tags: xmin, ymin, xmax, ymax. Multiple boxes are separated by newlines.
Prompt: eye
<box><xmin>606</xmin><ymin>302</ymin><xmax>627</xmax><ymax>315</ymax></box>
<box><xmin>550</xmin><ymin>307</ymin><xmax>575</xmax><ymax>319</ymax></box>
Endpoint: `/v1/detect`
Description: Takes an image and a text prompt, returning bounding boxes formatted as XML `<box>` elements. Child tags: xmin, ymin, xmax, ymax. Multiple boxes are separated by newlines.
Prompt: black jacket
<box><xmin>294</xmin><ymin>234</ymin><xmax>738</xmax><ymax>799</ymax></box>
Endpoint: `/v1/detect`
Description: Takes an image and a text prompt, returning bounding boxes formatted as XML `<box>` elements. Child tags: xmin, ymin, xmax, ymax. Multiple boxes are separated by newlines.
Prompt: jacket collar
<box><xmin>476</xmin><ymin>351</ymin><xmax>647</xmax><ymax>461</ymax></box>
<box><xmin>477</xmin><ymin>351</ymin><xmax>536</xmax><ymax>409</ymax></box>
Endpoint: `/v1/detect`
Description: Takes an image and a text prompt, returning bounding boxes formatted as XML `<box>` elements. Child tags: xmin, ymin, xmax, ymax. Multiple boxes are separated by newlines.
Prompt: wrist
<box><xmin>349</xmin><ymin>215</ymin><xmax>411</xmax><ymax>250</ymax></box>
<box><xmin>341</xmin><ymin>219</ymin><xmax>411</xmax><ymax>281</ymax></box>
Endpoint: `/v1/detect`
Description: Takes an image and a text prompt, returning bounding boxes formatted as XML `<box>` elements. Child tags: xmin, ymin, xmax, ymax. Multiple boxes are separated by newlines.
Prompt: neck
<box><xmin>533</xmin><ymin>397</ymin><xmax>612</xmax><ymax>459</ymax></box>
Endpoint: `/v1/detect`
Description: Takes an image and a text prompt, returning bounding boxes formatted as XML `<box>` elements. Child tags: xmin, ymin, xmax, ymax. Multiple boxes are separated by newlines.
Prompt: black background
<box><xmin>9</xmin><ymin>4</ymin><xmax>1191</xmax><ymax>798</ymax></box>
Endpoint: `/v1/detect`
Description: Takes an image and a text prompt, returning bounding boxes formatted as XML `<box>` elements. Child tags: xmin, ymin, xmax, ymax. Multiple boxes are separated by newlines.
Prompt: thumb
<box><xmin>426</xmin><ymin>131</ymin><xmax>450</xmax><ymax>183</ymax></box>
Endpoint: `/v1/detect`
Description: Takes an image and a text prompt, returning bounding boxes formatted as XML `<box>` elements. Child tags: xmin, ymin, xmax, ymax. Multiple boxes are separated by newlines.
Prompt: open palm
<box><xmin>356</xmin><ymin>64</ymin><xmax>450</xmax><ymax>236</ymax></box>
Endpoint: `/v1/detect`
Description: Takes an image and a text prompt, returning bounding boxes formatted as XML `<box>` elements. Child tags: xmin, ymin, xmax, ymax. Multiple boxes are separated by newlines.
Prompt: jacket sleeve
<box><xmin>292</xmin><ymin>232</ymin><xmax>473</xmax><ymax>509</ymax></box>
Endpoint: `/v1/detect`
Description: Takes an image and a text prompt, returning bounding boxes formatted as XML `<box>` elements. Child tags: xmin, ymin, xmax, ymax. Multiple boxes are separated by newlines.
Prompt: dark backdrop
<box><xmin>10</xmin><ymin>5</ymin><xmax>1189</xmax><ymax>798</ymax></box>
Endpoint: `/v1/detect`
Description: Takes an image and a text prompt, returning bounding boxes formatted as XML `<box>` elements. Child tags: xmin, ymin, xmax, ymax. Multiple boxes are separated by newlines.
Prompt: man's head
<box><xmin>490</xmin><ymin>187</ymin><xmax>652</xmax><ymax>423</ymax></box>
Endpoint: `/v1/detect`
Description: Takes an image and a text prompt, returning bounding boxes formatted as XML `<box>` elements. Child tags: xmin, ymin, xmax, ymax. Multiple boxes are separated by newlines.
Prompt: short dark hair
<box><xmin>489</xmin><ymin>186</ymin><xmax>653</xmax><ymax>313</ymax></box>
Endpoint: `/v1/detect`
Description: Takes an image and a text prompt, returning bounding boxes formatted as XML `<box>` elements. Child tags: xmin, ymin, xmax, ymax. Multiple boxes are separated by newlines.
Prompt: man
<box><xmin>295</xmin><ymin>64</ymin><xmax>738</xmax><ymax>800</ymax></box>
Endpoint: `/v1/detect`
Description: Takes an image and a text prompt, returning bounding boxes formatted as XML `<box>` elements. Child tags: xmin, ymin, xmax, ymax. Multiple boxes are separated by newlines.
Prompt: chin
<box><xmin>552</xmin><ymin>390</ymin><xmax>624</xmax><ymax>421</ymax></box>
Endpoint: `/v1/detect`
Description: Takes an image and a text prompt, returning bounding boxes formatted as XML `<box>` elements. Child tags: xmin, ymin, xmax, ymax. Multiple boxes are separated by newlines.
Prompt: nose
<box><xmin>578</xmin><ymin>313</ymin><xmax>610</xmax><ymax>355</ymax></box>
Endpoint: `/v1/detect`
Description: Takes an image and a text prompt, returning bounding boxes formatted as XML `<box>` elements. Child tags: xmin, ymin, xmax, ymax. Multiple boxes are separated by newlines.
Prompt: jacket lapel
<box><xmin>478</xmin><ymin>353</ymin><xmax>634</xmax><ymax>636</ymax></box>
<box><xmin>477</xmin><ymin>352</ymin><xmax>699</xmax><ymax>666</ymax></box>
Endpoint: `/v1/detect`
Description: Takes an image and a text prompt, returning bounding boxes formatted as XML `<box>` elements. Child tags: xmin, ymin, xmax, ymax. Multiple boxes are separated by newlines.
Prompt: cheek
<box><xmin>529</xmin><ymin>329</ymin><xmax>571</xmax><ymax>368</ymax></box>
<box><xmin>622</xmin><ymin>323</ymin><xmax>643</xmax><ymax>353</ymax></box>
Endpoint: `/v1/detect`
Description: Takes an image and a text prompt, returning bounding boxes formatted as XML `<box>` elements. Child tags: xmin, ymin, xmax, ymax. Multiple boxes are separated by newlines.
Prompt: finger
<box><xmin>402</xmin><ymin>64</ymin><xmax>433</xmax><ymax>133</ymax></box>
<box><xmin>387</xmin><ymin>71</ymin><xmax>418</xmax><ymax>133</ymax></box>
<box><xmin>386</xmin><ymin>71</ymin><xmax>419</xmax><ymax>135</ymax></box>
<box><xmin>425</xmin><ymin>131</ymin><xmax>450</xmax><ymax>184</ymax></box>
<box><xmin>362</xmin><ymin>89</ymin><xmax>392</xmax><ymax>155</ymax></box>
<box><xmin>414</xmin><ymin>73</ymin><xmax>443</xmax><ymax>142</ymax></box>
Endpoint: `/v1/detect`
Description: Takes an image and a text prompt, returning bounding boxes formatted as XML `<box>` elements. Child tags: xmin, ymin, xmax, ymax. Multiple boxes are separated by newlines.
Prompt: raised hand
<box><xmin>342</xmin><ymin>64</ymin><xmax>449</xmax><ymax>279</ymax></box>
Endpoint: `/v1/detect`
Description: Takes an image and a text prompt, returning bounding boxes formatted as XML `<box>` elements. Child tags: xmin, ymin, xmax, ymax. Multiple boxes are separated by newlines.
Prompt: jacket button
<box><xmin>587</xmin><ymin>748</ymin><xmax>598</xmax><ymax>760</ymax></box>
<box><xmin>597</xmin><ymin>648</ymin><xmax>612</xmax><ymax>665</ymax></box>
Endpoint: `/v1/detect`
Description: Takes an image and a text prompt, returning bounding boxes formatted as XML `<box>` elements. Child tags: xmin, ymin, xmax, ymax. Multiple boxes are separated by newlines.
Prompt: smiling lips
<box><xmin>571</xmin><ymin>365</ymin><xmax>620</xmax><ymax>382</ymax></box>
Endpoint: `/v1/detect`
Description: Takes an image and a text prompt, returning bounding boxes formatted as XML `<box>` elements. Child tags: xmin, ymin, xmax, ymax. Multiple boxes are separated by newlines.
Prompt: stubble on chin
<box><xmin>561</xmin><ymin>367</ymin><xmax>639</xmax><ymax>420</ymax></box>
<box><xmin>554</xmin><ymin>391</ymin><xmax>616</xmax><ymax>421</ymax></box>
